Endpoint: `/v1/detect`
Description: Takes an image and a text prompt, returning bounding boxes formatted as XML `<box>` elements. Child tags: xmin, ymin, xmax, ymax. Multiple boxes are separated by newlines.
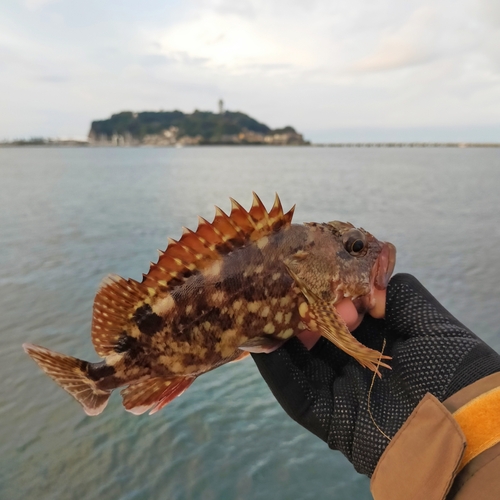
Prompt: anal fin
<box><xmin>121</xmin><ymin>376</ymin><xmax>195</xmax><ymax>415</ymax></box>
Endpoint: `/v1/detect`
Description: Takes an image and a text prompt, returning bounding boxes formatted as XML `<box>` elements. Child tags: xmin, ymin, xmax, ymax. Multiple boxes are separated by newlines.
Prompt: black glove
<box><xmin>252</xmin><ymin>273</ymin><xmax>500</xmax><ymax>476</ymax></box>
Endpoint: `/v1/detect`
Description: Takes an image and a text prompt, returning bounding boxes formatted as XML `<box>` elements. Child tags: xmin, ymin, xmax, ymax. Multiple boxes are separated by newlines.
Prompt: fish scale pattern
<box><xmin>252</xmin><ymin>274</ymin><xmax>500</xmax><ymax>477</ymax></box>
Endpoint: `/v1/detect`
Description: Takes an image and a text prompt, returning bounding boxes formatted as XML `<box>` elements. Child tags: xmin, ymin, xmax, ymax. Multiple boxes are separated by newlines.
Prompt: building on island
<box><xmin>88</xmin><ymin>106</ymin><xmax>308</xmax><ymax>146</ymax></box>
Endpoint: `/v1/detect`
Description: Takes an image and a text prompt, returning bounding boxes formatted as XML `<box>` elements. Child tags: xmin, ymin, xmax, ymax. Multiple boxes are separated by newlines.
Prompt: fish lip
<box><xmin>346</xmin><ymin>242</ymin><xmax>397</xmax><ymax>322</ymax></box>
<box><xmin>374</xmin><ymin>242</ymin><xmax>397</xmax><ymax>290</ymax></box>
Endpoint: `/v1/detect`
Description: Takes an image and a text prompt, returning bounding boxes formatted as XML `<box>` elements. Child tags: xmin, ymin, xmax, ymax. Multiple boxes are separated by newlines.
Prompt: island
<box><xmin>2</xmin><ymin>102</ymin><xmax>498</xmax><ymax>147</ymax></box>
<box><xmin>88</xmin><ymin>108</ymin><xmax>309</xmax><ymax>146</ymax></box>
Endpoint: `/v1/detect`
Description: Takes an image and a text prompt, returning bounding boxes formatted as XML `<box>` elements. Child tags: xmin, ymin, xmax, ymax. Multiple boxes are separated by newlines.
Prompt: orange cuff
<box><xmin>453</xmin><ymin>386</ymin><xmax>500</xmax><ymax>472</ymax></box>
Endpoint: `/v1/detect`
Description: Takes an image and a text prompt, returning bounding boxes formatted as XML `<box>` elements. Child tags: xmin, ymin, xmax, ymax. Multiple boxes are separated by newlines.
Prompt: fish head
<box><xmin>294</xmin><ymin>221</ymin><xmax>396</xmax><ymax>310</ymax></box>
<box><xmin>324</xmin><ymin>220</ymin><xmax>396</xmax><ymax>300</ymax></box>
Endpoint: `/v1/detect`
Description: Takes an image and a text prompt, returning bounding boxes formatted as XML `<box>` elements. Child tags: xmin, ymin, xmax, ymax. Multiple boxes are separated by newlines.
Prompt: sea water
<box><xmin>1</xmin><ymin>146</ymin><xmax>499</xmax><ymax>500</ymax></box>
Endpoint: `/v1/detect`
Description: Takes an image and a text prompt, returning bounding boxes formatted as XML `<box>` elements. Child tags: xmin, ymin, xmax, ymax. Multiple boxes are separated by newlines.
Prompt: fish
<box><xmin>23</xmin><ymin>193</ymin><xmax>396</xmax><ymax>416</ymax></box>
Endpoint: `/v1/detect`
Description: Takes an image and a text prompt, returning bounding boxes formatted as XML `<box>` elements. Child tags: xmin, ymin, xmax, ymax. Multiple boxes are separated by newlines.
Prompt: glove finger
<box><xmin>385</xmin><ymin>274</ymin><xmax>500</xmax><ymax>401</ymax></box>
<box><xmin>308</xmin><ymin>337</ymin><xmax>351</xmax><ymax>370</ymax></box>
<box><xmin>253</xmin><ymin>337</ymin><xmax>335</xmax><ymax>389</ymax></box>
<box><xmin>386</xmin><ymin>273</ymin><xmax>472</xmax><ymax>340</ymax></box>
<box><xmin>252</xmin><ymin>339</ymin><xmax>336</xmax><ymax>441</ymax></box>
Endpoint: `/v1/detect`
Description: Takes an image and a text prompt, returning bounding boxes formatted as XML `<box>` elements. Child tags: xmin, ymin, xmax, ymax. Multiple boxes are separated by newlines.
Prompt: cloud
<box><xmin>350</xmin><ymin>41</ymin><xmax>432</xmax><ymax>72</ymax></box>
<box><xmin>477</xmin><ymin>0</ymin><xmax>500</xmax><ymax>28</ymax></box>
<box><xmin>155</xmin><ymin>11</ymin><xmax>320</xmax><ymax>73</ymax></box>
<box><xmin>349</xmin><ymin>7</ymin><xmax>438</xmax><ymax>72</ymax></box>
<box><xmin>23</xmin><ymin>0</ymin><xmax>60</xmax><ymax>11</ymax></box>
<box><xmin>1</xmin><ymin>0</ymin><xmax>500</xmax><ymax>140</ymax></box>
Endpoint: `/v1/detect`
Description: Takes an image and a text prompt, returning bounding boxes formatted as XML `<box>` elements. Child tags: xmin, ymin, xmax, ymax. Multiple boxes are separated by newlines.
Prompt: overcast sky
<box><xmin>1</xmin><ymin>0</ymin><xmax>500</xmax><ymax>142</ymax></box>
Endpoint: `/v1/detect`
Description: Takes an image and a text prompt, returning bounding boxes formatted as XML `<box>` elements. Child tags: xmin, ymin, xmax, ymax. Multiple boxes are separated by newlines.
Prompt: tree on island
<box><xmin>88</xmin><ymin>110</ymin><xmax>307</xmax><ymax>145</ymax></box>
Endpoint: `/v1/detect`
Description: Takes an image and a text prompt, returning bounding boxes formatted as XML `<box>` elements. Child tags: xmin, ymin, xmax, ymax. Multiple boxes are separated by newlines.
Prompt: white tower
<box><xmin>218</xmin><ymin>99</ymin><xmax>224</xmax><ymax>114</ymax></box>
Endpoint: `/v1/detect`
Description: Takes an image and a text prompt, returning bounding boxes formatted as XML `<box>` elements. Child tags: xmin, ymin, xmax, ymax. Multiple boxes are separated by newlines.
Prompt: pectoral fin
<box><xmin>239</xmin><ymin>337</ymin><xmax>285</xmax><ymax>354</ymax></box>
<box><xmin>288</xmin><ymin>268</ymin><xmax>391</xmax><ymax>377</ymax></box>
<box><xmin>229</xmin><ymin>351</ymin><xmax>250</xmax><ymax>363</ymax></box>
<box><xmin>284</xmin><ymin>263</ymin><xmax>321</xmax><ymax>304</ymax></box>
<box><xmin>300</xmin><ymin>299</ymin><xmax>391</xmax><ymax>376</ymax></box>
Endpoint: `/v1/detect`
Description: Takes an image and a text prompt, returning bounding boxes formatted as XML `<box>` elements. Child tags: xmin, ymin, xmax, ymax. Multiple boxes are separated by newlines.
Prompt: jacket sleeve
<box><xmin>370</xmin><ymin>373</ymin><xmax>500</xmax><ymax>500</ymax></box>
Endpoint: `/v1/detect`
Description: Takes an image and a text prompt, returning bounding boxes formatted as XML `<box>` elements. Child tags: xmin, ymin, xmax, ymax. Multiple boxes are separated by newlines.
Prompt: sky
<box><xmin>1</xmin><ymin>0</ymin><xmax>500</xmax><ymax>142</ymax></box>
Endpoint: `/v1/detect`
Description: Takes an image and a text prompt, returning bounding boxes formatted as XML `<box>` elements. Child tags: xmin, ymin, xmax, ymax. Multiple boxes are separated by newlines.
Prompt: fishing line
<box><xmin>367</xmin><ymin>338</ymin><xmax>391</xmax><ymax>442</ymax></box>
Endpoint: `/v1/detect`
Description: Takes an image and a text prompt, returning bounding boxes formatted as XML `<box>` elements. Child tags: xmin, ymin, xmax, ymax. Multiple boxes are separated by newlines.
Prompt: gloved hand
<box><xmin>252</xmin><ymin>273</ymin><xmax>500</xmax><ymax>476</ymax></box>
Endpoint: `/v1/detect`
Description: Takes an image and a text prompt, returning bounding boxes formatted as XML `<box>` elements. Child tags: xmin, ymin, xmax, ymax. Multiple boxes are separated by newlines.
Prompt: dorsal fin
<box><xmin>91</xmin><ymin>194</ymin><xmax>294</xmax><ymax>357</ymax></box>
<box><xmin>92</xmin><ymin>275</ymin><xmax>149</xmax><ymax>357</ymax></box>
<box><xmin>142</xmin><ymin>193</ymin><xmax>294</xmax><ymax>289</ymax></box>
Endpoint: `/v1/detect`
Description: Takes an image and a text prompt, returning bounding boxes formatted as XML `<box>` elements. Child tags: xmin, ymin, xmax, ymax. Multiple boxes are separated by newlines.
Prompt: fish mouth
<box><xmin>374</xmin><ymin>242</ymin><xmax>397</xmax><ymax>290</ymax></box>
<box><xmin>357</xmin><ymin>241</ymin><xmax>397</xmax><ymax>316</ymax></box>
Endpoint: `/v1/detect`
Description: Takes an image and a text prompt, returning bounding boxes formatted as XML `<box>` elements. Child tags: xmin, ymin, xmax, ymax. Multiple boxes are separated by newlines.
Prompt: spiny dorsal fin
<box><xmin>269</xmin><ymin>193</ymin><xmax>284</xmax><ymax>219</ymax></box>
<box><xmin>249</xmin><ymin>192</ymin><xmax>271</xmax><ymax>230</ymax></box>
<box><xmin>142</xmin><ymin>194</ymin><xmax>294</xmax><ymax>289</ymax></box>
<box><xmin>91</xmin><ymin>194</ymin><xmax>294</xmax><ymax>357</ymax></box>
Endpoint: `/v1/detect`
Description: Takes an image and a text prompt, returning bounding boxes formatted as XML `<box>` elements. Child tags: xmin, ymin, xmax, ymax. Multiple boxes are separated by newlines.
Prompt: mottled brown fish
<box><xmin>23</xmin><ymin>194</ymin><xmax>396</xmax><ymax>416</ymax></box>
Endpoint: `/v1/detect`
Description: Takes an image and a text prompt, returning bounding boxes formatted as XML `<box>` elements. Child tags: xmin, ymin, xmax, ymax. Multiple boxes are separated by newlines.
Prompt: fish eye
<box><xmin>343</xmin><ymin>229</ymin><xmax>367</xmax><ymax>256</ymax></box>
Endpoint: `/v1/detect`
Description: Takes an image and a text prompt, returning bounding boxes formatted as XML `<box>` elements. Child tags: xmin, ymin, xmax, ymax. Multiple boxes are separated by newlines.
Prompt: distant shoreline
<box><xmin>1</xmin><ymin>141</ymin><xmax>499</xmax><ymax>148</ymax></box>
<box><xmin>312</xmin><ymin>142</ymin><xmax>500</xmax><ymax>148</ymax></box>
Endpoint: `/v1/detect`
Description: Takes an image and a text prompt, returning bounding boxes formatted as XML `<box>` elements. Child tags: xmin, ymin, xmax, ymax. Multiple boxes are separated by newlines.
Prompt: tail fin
<box><xmin>23</xmin><ymin>343</ymin><xmax>111</xmax><ymax>416</ymax></box>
